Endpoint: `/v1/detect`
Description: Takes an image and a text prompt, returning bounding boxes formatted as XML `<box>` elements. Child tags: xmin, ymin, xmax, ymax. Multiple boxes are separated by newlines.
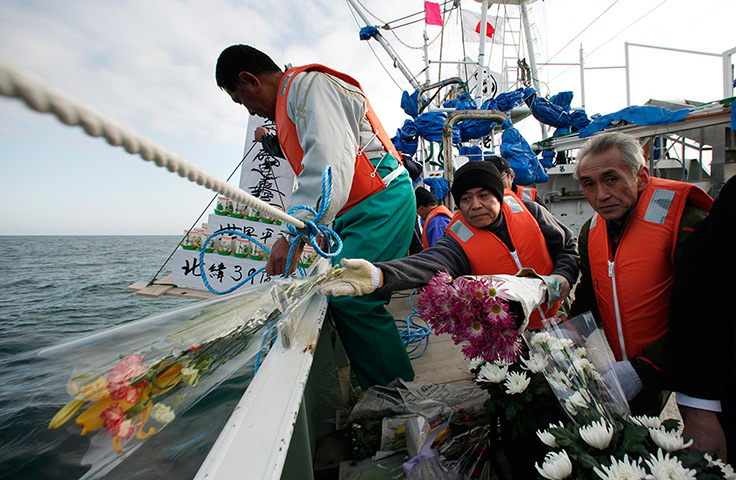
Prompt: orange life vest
<box><xmin>588</xmin><ymin>177</ymin><xmax>712</xmax><ymax>361</ymax></box>
<box><xmin>421</xmin><ymin>205</ymin><xmax>453</xmax><ymax>249</ymax></box>
<box><xmin>515</xmin><ymin>185</ymin><xmax>538</xmax><ymax>202</ymax></box>
<box><xmin>445</xmin><ymin>190</ymin><xmax>560</xmax><ymax>329</ymax></box>
<box><xmin>275</xmin><ymin>64</ymin><xmax>401</xmax><ymax>217</ymax></box>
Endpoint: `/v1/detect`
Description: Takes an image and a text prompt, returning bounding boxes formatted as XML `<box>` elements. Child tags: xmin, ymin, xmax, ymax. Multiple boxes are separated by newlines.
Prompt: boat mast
<box><xmin>518</xmin><ymin>0</ymin><xmax>547</xmax><ymax>137</ymax></box>
<box><xmin>345</xmin><ymin>0</ymin><xmax>421</xmax><ymax>90</ymax></box>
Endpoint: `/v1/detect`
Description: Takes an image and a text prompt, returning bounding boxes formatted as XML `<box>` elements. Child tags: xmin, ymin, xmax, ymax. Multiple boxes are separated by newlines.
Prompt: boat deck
<box><xmin>387</xmin><ymin>289</ymin><xmax>474</xmax><ymax>386</ymax></box>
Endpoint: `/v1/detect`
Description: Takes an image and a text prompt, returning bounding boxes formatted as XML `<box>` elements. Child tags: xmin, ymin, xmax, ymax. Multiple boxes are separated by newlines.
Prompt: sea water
<box><xmin>0</xmin><ymin>236</ymin><xmax>257</xmax><ymax>479</ymax></box>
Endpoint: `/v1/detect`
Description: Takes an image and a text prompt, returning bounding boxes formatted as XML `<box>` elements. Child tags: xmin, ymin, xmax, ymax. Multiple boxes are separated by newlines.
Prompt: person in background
<box><xmin>216</xmin><ymin>45</ymin><xmax>416</xmax><ymax>389</ymax></box>
<box><xmin>486</xmin><ymin>154</ymin><xmax>544</xmax><ymax>207</ymax></box>
<box><xmin>665</xmin><ymin>174</ymin><xmax>736</xmax><ymax>461</ymax></box>
<box><xmin>415</xmin><ymin>186</ymin><xmax>452</xmax><ymax>248</ymax></box>
<box><xmin>569</xmin><ymin>131</ymin><xmax>712</xmax><ymax>415</ymax></box>
<box><xmin>320</xmin><ymin>161</ymin><xmax>579</xmax><ymax>331</ymax></box>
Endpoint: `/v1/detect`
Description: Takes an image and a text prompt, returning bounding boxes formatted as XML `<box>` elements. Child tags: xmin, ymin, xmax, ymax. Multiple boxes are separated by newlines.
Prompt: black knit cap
<box><xmin>415</xmin><ymin>187</ymin><xmax>437</xmax><ymax>207</ymax></box>
<box><xmin>485</xmin><ymin>154</ymin><xmax>512</xmax><ymax>173</ymax></box>
<box><xmin>451</xmin><ymin>161</ymin><xmax>505</xmax><ymax>205</ymax></box>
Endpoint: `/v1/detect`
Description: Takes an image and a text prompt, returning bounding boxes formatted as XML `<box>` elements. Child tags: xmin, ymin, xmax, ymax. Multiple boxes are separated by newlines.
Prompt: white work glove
<box><xmin>600</xmin><ymin>360</ymin><xmax>643</xmax><ymax>401</ymax></box>
<box><xmin>318</xmin><ymin>259</ymin><xmax>382</xmax><ymax>297</ymax></box>
<box><xmin>541</xmin><ymin>275</ymin><xmax>570</xmax><ymax>304</ymax></box>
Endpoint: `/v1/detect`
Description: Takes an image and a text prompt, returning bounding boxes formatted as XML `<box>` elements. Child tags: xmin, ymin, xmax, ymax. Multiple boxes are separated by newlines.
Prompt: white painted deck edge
<box><xmin>194</xmin><ymin>294</ymin><xmax>328</xmax><ymax>480</ymax></box>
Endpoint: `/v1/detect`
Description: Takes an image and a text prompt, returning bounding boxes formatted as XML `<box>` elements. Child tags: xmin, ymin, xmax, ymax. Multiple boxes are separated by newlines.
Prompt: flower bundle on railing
<box><xmin>42</xmin><ymin>272</ymin><xmax>327</xmax><ymax>479</ymax></box>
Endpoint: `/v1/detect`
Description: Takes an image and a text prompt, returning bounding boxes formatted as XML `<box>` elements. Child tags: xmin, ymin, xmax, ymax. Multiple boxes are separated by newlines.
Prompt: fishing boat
<box><xmin>1</xmin><ymin>0</ymin><xmax>734</xmax><ymax>478</ymax></box>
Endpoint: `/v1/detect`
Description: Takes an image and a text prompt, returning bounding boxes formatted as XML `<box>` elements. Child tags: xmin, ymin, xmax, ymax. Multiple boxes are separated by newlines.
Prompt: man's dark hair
<box><xmin>215</xmin><ymin>45</ymin><xmax>282</xmax><ymax>92</ymax></box>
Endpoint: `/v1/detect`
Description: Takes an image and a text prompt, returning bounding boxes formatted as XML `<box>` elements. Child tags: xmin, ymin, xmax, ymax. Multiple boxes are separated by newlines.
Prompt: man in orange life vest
<box><xmin>415</xmin><ymin>187</ymin><xmax>452</xmax><ymax>248</ymax></box>
<box><xmin>569</xmin><ymin>131</ymin><xmax>712</xmax><ymax>415</ymax></box>
<box><xmin>320</xmin><ymin>161</ymin><xmax>579</xmax><ymax>331</ymax></box>
<box><xmin>485</xmin><ymin>154</ymin><xmax>544</xmax><ymax>207</ymax></box>
<box><xmin>215</xmin><ymin>45</ymin><xmax>416</xmax><ymax>389</ymax></box>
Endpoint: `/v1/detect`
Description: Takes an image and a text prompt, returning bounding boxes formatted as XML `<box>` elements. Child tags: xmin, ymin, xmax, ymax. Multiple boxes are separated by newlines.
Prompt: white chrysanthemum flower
<box><xmin>644</xmin><ymin>449</ymin><xmax>697</xmax><ymax>480</ymax></box>
<box><xmin>535</xmin><ymin>450</ymin><xmax>572</xmax><ymax>479</ymax></box>
<box><xmin>477</xmin><ymin>363</ymin><xmax>507</xmax><ymax>383</ymax></box>
<box><xmin>705</xmin><ymin>453</ymin><xmax>736</xmax><ymax>479</ymax></box>
<box><xmin>629</xmin><ymin>415</ymin><xmax>662</xmax><ymax>429</ymax></box>
<box><xmin>571</xmin><ymin>357</ymin><xmax>595</xmax><ymax>374</ymax></box>
<box><xmin>550</xmin><ymin>337</ymin><xmax>575</xmax><ymax>353</ymax></box>
<box><xmin>576</xmin><ymin>347</ymin><xmax>588</xmax><ymax>358</ymax></box>
<box><xmin>648</xmin><ymin>427</ymin><xmax>693</xmax><ymax>452</ymax></box>
<box><xmin>564</xmin><ymin>390</ymin><xmax>591</xmax><ymax>415</ymax></box>
<box><xmin>468</xmin><ymin>357</ymin><xmax>485</xmax><ymax>371</ymax></box>
<box><xmin>593</xmin><ymin>454</ymin><xmax>646</xmax><ymax>479</ymax></box>
<box><xmin>579</xmin><ymin>419</ymin><xmax>614</xmax><ymax>450</ymax></box>
<box><xmin>530</xmin><ymin>331</ymin><xmax>552</xmax><ymax>347</ymax></box>
<box><xmin>504</xmin><ymin>371</ymin><xmax>531</xmax><ymax>394</ymax></box>
<box><xmin>536</xmin><ymin>428</ymin><xmax>558</xmax><ymax>448</ymax></box>
<box><xmin>548</xmin><ymin>371</ymin><xmax>573</xmax><ymax>392</ymax></box>
<box><xmin>494</xmin><ymin>358</ymin><xmax>513</xmax><ymax>367</ymax></box>
<box><xmin>522</xmin><ymin>353</ymin><xmax>547</xmax><ymax>373</ymax></box>
<box><xmin>150</xmin><ymin>403</ymin><xmax>176</xmax><ymax>424</ymax></box>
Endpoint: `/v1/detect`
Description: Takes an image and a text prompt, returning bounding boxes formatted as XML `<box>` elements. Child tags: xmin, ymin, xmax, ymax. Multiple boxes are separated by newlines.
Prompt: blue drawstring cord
<box><xmin>395</xmin><ymin>289</ymin><xmax>431</xmax><ymax>359</ymax></box>
<box><xmin>196</xmin><ymin>166</ymin><xmax>343</xmax><ymax>373</ymax></box>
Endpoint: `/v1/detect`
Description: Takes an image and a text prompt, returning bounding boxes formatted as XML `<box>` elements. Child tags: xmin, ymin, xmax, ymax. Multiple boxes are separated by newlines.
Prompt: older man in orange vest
<box><xmin>215</xmin><ymin>45</ymin><xmax>416</xmax><ymax>389</ymax></box>
<box><xmin>570</xmin><ymin>131</ymin><xmax>712</xmax><ymax>415</ymax></box>
<box><xmin>320</xmin><ymin>161</ymin><xmax>579</xmax><ymax>330</ymax></box>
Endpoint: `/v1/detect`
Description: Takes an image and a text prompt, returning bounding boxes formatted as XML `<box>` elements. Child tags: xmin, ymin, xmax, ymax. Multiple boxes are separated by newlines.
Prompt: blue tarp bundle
<box><xmin>578</xmin><ymin>105</ymin><xmax>690</xmax><ymax>137</ymax></box>
<box><xmin>391</xmin><ymin>119</ymin><xmax>419</xmax><ymax>156</ymax></box>
<box><xmin>458</xmin><ymin>145</ymin><xmax>483</xmax><ymax>161</ymax></box>
<box><xmin>401</xmin><ymin>90</ymin><xmax>430</xmax><ymax>119</ymax></box>
<box><xmin>423</xmin><ymin>177</ymin><xmax>450</xmax><ymax>200</ymax></box>
<box><xmin>500</xmin><ymin>119</ymin><xmax>547</xmax><ymax>185</ymax></box>
<box><xmin>359</xmin><ymin>26</ymin><xmax>378</xmax><ymax>40</ymax></box>
<box><xmin>524</xmin><ymin>88</ymin><xmax>591</xmax><ymax>131</ymax></box>
<box><xmin>415</xmin><ymin>111</ymin><xmax>461</xmax><ymax>144</ymax></box>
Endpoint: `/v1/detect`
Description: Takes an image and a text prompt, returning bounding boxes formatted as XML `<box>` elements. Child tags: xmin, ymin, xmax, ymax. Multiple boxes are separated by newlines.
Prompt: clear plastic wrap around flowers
<box><xmin>524</xmin><ymin>312</ymin><xmax>630</xmax><ymax>428</ymax></box>
<box><xmin>39</xmin><ymin>272</ymin><xmax>327</xmax><ymax>479</ymax></box>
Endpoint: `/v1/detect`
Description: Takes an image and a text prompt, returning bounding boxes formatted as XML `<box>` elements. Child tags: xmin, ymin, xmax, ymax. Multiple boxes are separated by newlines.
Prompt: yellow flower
<box><xmin>49</xmin><ymin>399</ymin><xmax>87</xmax><ymax>429</ymax></box>
<box><xmin>81</xmin><ymin>376</ymin><xmax>109</xmax><ymax>402</ymax></box>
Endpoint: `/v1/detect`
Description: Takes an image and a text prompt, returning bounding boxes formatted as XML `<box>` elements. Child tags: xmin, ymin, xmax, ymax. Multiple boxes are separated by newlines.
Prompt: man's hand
<box><xmin>265</xmin><ymin>236</ymin><xmax>303</xmax><ymax>276</ymax></box>
<box><xmin>318</xmin><ymin>259</ymin><xmax>382</xmax><ymax>296</ymax></box>
<box><xmin>541</xmin><ymin>274</ymin><xmax>571</xmax><ymax>304</ymax></box>
<box><xmin>254</xmin><ymin>126</ymin><xmax>268</xmax><ymax>143</ymax></box>
<box><xmin>679</xmin><ymin>405</ymin><xmax>728</xmax><ymax>461</ymax></box>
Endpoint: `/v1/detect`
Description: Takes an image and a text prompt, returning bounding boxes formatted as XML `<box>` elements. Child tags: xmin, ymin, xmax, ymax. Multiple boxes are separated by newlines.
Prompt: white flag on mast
<box><xmin>461</xmin><ymin>10</ymin><xmax>504</xmax><ymax>44</ymax></box>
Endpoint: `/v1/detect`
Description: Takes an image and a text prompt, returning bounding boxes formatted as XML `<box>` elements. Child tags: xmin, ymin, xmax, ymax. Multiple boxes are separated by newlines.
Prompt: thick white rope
<box><xmin>0</xmin><ymin>59</ymin><xmax>306</xmax><ymax>230</ymax></box>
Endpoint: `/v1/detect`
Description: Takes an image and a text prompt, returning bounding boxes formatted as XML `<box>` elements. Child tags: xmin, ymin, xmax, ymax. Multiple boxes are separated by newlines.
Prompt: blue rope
<box><xmin>395</xmin><ymin>290</ymin><xmax>431</xmax><ymax>360</ymax></box>
<box><xmin>198</xmin><ymin>230</ymin><xmax>273</xmax><ymax>295</ymax></box>
<box><xmin>254</xmin><ymin>319</ymin><xmax>278</xmax><ymax>373</ymax></box>
<box><xmin>196</xmin><ymin>165</ymin><xmax>345</xmax><ymax>371</ymax></box>
<box><xmin>283</xmin><ymin>165</ymin><xmax>343</xmax><ymax>273</ymax></box>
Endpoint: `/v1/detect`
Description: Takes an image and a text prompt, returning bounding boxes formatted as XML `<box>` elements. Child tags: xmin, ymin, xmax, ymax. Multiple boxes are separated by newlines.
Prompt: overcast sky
<box><xmin>0</xmin><ymin>0</ymin><xmax>733</xmax><ymax>235</ymax></box>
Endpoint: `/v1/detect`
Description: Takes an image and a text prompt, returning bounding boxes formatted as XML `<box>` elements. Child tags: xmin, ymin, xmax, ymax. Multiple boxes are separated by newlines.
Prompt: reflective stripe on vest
<box><xmin>517</xmin><ymin>186</ymin><xmax>538</xmax><ymax>202</ymax></box>
<box><xmin>446</xmin><ymin>189</ymin><xmax>560</xmax><ymax>329</ymax></box>
<box><xmin>274</xmin><ymin>64</ymin><xmax>401</xmax><ymax>216</ymax></box>
<box><xmin>422</xmin><ymin>205</ymin><xmax>453</xmax><ymax>249</ymax></box>
<box><xmin>588</xmin><ymin>177</ymin><xmax>712</xmax><ymax>361</ymax></box>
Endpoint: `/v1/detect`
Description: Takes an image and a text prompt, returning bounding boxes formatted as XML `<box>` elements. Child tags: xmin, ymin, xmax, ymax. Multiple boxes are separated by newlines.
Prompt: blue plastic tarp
<box><xmin>401</xmin><ymin>90</ymin><xmax>429</xmax><ymax>118</ymax></box>
<box><xmin>359</xmin><ymin>26</ymin><xmax>378</xmax><ymax>41</ymax></box>
<box><xmin>578</xmin><ymin>105</ymin><xmax>689</xmax><ymax>137</ymax></box>
<box><xmin>391</xmin><ymin>119</ymin><xmax>418</xmax><ymax>156</ymax></box>
<box><xmin>500</xmin><ymin>119</ymin><xmax>538</xmax><ymax>185</ymax></box>
<box><xmin>415</xmin><ymin>111</ymin><xmax>460</xmax><ymax>144</ymax></box>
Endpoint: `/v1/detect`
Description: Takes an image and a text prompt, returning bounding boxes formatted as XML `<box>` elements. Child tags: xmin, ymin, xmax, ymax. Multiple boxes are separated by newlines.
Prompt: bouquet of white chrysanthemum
<box><xmin>535</xmin><ymin>414</ymin><xmax>736</xmax><ymax>479</ymax></box>
<box><xmin>525</xmin><ymin>312</ymin><xmax>630</xmax><ymax>428</ymax></box>
<box><xmin>470</xmin><ymin>345</ymin><xmax>566</xmax><ymax>442</ymax></box>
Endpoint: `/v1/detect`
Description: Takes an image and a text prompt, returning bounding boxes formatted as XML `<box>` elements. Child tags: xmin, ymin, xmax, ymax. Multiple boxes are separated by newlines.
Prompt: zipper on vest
<box><xmin>511</xmin><ymin>251</ymin><xmax>549</xmax><ymax>324</ymax></box>
<box><xmin>608</xmin><ymin>259</ymin><xmax>627</xmax><ymax>360</ymax></box>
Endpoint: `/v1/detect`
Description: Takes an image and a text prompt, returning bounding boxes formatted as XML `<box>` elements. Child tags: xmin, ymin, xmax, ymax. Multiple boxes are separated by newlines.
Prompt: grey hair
<box><xmin>575</xmin><ymin>131</ymin><xmax>645</xmax><ymax>179</ymax></box>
